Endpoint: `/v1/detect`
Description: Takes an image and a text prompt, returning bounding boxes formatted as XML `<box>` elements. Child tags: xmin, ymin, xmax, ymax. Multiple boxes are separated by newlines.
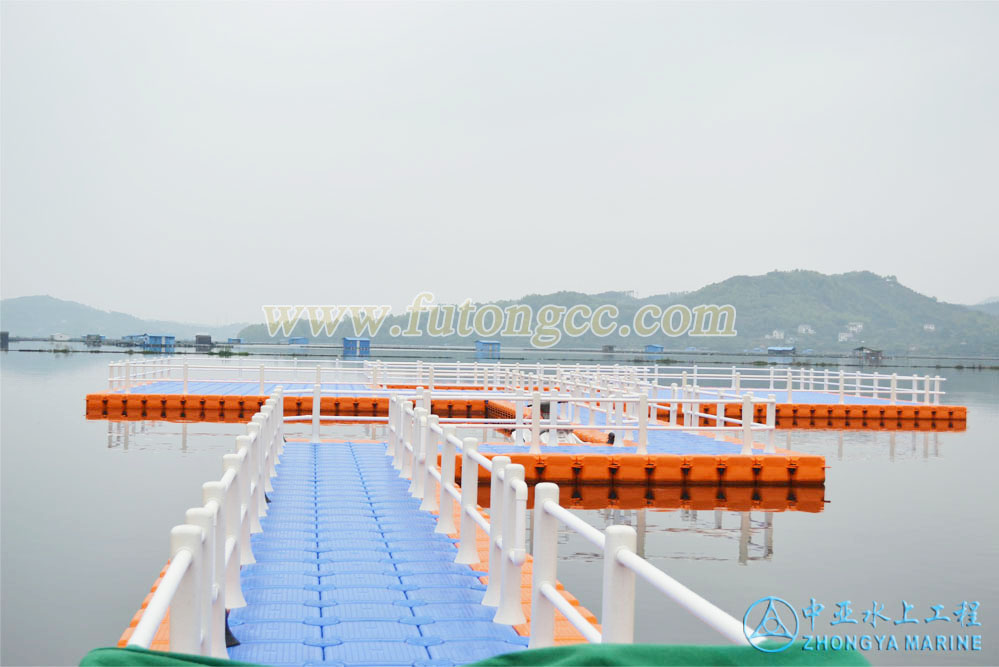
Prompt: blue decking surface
<box><xmin>227</xmin><ymin>441</ymin><xmax>528</xmax><ymax>667</ymax></box>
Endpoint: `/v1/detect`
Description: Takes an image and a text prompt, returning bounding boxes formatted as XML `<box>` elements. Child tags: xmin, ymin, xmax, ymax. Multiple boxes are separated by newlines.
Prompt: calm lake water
<box><xmin>1</xmin><ymin>352</ymin><xmax>996</xmax><ymax>666</ymax></box>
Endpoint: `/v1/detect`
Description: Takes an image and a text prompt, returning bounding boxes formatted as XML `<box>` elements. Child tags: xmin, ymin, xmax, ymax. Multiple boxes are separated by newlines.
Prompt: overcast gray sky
<box><xmin>2</xmin><ymin>1</ymin><xmax>997</xmax><ymax>325</ymax></box>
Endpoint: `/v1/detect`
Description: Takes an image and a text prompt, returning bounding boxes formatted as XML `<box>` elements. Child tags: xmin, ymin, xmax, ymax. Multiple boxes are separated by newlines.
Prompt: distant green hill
<box><xmin>0</xmin><ymin>295</ymin><xmax>247</xmax><ymax>340</ymax></box>
<box><xmin>236</xmin><ymin>271</ymin><xmax>999</xmax><ymax>356</ymax></box>
<box><xmin>967</xmin><ymin>299</ymin><xmax>999</xmax><ymax>318</ymax></box>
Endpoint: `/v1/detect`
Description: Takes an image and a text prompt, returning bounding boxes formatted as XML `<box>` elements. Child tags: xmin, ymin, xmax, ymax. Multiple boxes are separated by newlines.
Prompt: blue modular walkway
<box><xmin>227</xmin><ymin>441</ymin><xmax>528</xmax><ymax>667</ymax></box>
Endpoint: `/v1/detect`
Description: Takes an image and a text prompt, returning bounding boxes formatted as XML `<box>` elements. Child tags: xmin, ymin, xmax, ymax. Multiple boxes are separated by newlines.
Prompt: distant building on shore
<box><xmin>767</xmin><ymin>346</ymin><xmax>795</xmax><ymax>364</ymax></box>
<box><xmin>124</xmin><ymin>333</ymin><xmax>176</xmax><ymax>353</ymax></box>
<box><xmin>852</xmin><ymin>346</ymin><xmax>883</xmax><ymax>365</ymax></box>
<box><xmin>343</xmin><ymin>337</ymin><xmax>371</xmax><ymax>358</ymax></box>
<box><xmin>195</xmin><ymin>334</ymin><xmax>213</xmax><ymax>352</ymax></box>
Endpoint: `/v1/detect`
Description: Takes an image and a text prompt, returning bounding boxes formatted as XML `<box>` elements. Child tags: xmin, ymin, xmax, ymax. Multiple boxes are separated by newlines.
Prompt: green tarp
<box><xmin>80</xmin><ymin>647</ymin><xmax>261</xmax><ymax>666</ymax></box>
<box><xmin>469</xmin><ymin>642</ymin><xmax>872</xmax><ymax>666</ymax></box>
<box><xmin>82</xmin><ymin>643</ymin><xmax>871</xmax><ymax>666</ymax></box>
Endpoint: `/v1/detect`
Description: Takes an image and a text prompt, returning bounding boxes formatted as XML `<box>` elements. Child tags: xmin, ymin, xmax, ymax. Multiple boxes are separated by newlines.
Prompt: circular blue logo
<box><xmin>743</xmin><ymin>596</ymin><xmax>798</xmax><ymax>653</ymax></box>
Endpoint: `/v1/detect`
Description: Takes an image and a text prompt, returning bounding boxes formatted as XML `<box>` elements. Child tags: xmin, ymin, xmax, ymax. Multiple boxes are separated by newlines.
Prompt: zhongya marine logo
<box><xmin>744</xmin><ymin>596</ymin><xmax>799</xmax><ymax>652</ymax></box>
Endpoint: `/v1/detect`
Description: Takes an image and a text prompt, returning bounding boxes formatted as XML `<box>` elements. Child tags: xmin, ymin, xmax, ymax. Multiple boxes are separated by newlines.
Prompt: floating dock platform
<box><xmin>103</xmin><ymin>381</ymin><xmax>833</xmax><ymax>666</ymax></box>
<box><xmin>87</xmin><ymin>382</ymin><xmax>966</xmax><ymax>430</ymax></box>
<box><xmin>119</xmin><ymin>440</ymin><xmax>596</xmax><ymax>664</ymax></box>
<box><xmin>87</xmin><ymin>357</ymin><xmax>968</xmax><ymax>431</ymax></box>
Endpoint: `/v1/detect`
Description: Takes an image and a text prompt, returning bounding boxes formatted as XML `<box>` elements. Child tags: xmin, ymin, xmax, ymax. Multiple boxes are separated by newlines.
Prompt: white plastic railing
<box><xmin>386</xmin><ymin>395</ymin><xmax>529</xmax><ymax>625</ymax></box>
<box><xmin>386</xmin><ymin>394</ymin><xmax>757</xmax><ymax>647</ymax></box>
<box><xmin>127</xmin><ymin>389</ymin><xmax>284</xmax><ymax>656</ymax></box>
<box><xmin>107</xmin><ymin>358</ymin><xmax>946</xmax><ymax>406</ymax></box>
<box><xmin>277</xmin><ymin>376</ymin><xmax>776</xmax><ymax>455</ymax></box>
<box><xmin>529</xmin><ymin>482</ymin><xmax>753</xmax><ymax>646</ymax></box>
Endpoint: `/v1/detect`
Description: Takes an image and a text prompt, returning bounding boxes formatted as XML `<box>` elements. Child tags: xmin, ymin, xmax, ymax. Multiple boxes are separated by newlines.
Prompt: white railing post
<box><xmin>186</xmin><ymin>505</ymin><xmax>222</xmax><ymax>657</ymax></box>
<box><xmin>168</xmin><ymin>524</ymin><xmax>204</xmax><ymax>655</ymax></box>
<box><xmin>235</xmin><ymin>435</ymin><xmax>262</xmax><ymax>533</ymax></box>
<box><xmin>386</xmin><ymin>397</ymin><xmax>397</xmax><ymax>458</ymax></box>
<box><xmin>528</xmin><ymin>483</ymin><xmax>559</xmax><ymax>649</ymax></box>
<box><xmin>259</xmin><ymin>364</ymin><xmax>265</xmax><ymax>395</ymax></box>
<box><xmin>183</xmin><ymin>362</ymin><xmax>189</xmax><ymax>395</ymax></box>
<box><xmin>924</xmin><ymin>375</ymin><xmax>931</xmax><ymax>404</ymax></box>
<box><xmin>255</xmin><ymin>410</ymin><xmax>275</xmax><ymax>495</ymax></box>
<box><xmin>412</xmin><ymin>413</ymin><xmax>429</xmax><ymax>497</ymax></box>
<box><xmin>203</xmin><ymin>480</ymin><xmax>236</xmax><ymax>619</ymax></box>
<box><xmin>514</xmin><ymin>392</ymin><xmax>525</xmax><ymax>447</ymax></box>
<box><xmin>403</xmin><ymin>408</ymin><xmax>424</xmax><ymax>481</ymax></box>
<box><xmin>548</xmin><ymin>397</ymin><xmax>559</xmax><ymax>445</ymax></box>
<box><xmin>637</xmin><ymin>394</ymin><xmax>648</xmax><ymax>454</ymax></box>
<box><xmin>765</xmin><ymin>395</ymin><xmax>776</xmax><ymax>454</ymax></box>
<box><xmin>420</xmin><ymin>416</ymin><xmax>440</xmax><ymax>511</ymax></box>
<box><xmin>934</xmin><ymin>376</ymin><xmax>941</xmax><ymax>405</ymax></box>
<box><xmin>124</xmin><ymin>361</ymin><xmax>132</xmax><ymax>393</ymax></box>
<box><xmin>601</xmin><ymin>525</ymin><xmax>637</xmax><ymax>644</ymax></box>
<box><xmin>741</xmin><ymin>394</ymin><xmax>753</xmax><ymax>455</ymax></box>
<box><xmin>245</xmin><ymin>423</ymin><xmax>267</xmax><ymax>522</ymax></box>
<box><xmin>890</xmin><ymin>374</ymin><xmax>898</xmax><ymax>405</ymax></box>
<box><xmin>482</xmin><ymin>456</ymin><xmax>510</xmax><ymax>607</ymax></box>
<box><xmin>223</xmin><ymin>452</ymin><xmax>255</xmax><ymax>564</ymax></box>
<box><xmin>213</xmin><ymin>469</ymin><xmax>248</xmax><ymax>607</ymax></box>
<box><xmin>436</xmin><ymin>426</ymin><xmax>457</xmax><ymax>535</ymax></box>
<box><xmin>838</xmin><ymin>370</ymin><xmax>845</xmax><ymax>404</ymax></box>
<box><xmin>614</xmin><ymin>397</ymin><xmax>625</xmax><ymax>444</ymax></box>
<box><xmin>455</xmin><ymin>437</ymin><xmax>480</xmax><ymax>565</ymax></box>
<box><xmin>273</xmin><ymin>387</ymin><xmax>285</xmax><ymax>454</ymax></box>
<box><xmin>669</xmin><ymin>383</ymin><xmax>678</xmax><ymax>425</ymax></box>
<box><xmin>394</xmin><ymin>401</ymin><xmax>412</xmax><ymax>471</ymax></box>
<box><xmin>311</xmin><ymin>383</ymin><xmax>321</xmax><ymax>441</ymax></box>
<box><xmin>530</xmin><ymin>391</ymin><xmax>542</xmax><ymax>454</ymax></box>
<box><xmin>494</xmin><ymin>464</ymin><xmax>527</xmax><ymax>625</ymax></box>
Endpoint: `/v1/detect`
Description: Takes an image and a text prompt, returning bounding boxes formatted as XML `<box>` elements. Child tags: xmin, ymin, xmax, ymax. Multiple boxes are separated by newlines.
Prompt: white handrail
<box><xmin>389</xmin><ymin>397</ymin><xmax>528</xmax><ymax>626</ymax></box>
<box><xmin>388</xmin><ymin>395</ymin><xmax>758</xmax><ymax>648</ymax></box>
<box><xmin>126</xmin><ymin>388</ymin><xmax>284</xmax><ymax>657</ymax></box>
<box><xmin>129</xmin><ymin>548</ymin><xmax>193</xmax><ymax>648</ymax></box>
<box><xmin>530</xmin><ymin>481</ymin><xmax>754</xmax><ymax>648</ymax></box>
<box><xmin>107</xmin><ymin>359</ymin><xmax>947</xmax><ymax>407</ymax></box>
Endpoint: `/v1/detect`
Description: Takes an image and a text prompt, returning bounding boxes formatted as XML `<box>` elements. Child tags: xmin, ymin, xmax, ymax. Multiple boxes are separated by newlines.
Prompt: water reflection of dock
<box><xmin>539</xmin><ymin>507</ymin><xmax>777</xmax><ymax>566</ymax></box>
<box><xmin>769</xmin><ymin>429</ymin><xmax>944</xmax><ymax>462</ymax></box>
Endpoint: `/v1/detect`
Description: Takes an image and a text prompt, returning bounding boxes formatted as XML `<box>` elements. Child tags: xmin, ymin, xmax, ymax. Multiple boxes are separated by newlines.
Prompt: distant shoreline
<box><xmin>5</xmin><ymin>345</ymin><xmax>998</xmax><ymax>371</ymax></box>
